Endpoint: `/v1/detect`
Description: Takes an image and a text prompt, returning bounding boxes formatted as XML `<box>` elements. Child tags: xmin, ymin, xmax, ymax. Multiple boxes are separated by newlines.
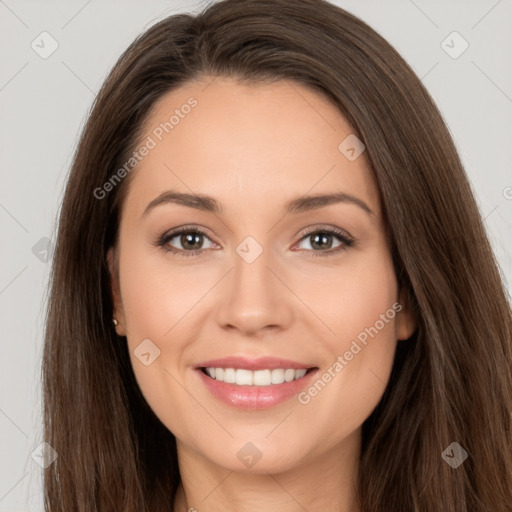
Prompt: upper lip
<box><xmin>196</xmin><ymin>356</ymin><xmax>317</xmax><ymax>371</ymax></box>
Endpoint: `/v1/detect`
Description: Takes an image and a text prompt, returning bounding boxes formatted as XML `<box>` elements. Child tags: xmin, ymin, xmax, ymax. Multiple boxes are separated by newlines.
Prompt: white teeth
<box><xmin>295</xmin><ymin>369</ymin><xmax>307</xmax><ymax>379</ymax></box>
<box><xmin>253</xmin><ymin>369</ymin><xmax>271</xmax><ymax>386</ymax></box>
<box><xmin>204</xmin><ymin>367</ymin><xmax>310</xmax><ymax>386</ymax></box>
<box><xmin>235</xmin><ymin>369</ymin><xmax>253</xmax><ymax>385</ymax></box>
<box><xmin>271</xmin><ymin>369</ymin><xmax>285</xmax><ymax>384</ymax></box>
<box><xmin>223</xmin><ymin>368</ymin><xmax>236</xmax><ymax>384</ymax></box>
<box><xmin>284</xmin><ymin>369</ymin><xmax>295</xmax><ymax>382</ymax></box>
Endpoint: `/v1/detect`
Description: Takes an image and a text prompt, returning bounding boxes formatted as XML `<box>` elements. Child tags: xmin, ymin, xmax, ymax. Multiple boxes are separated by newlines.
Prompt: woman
<box><xmin>42</xmin><ymin>0</ymin><xmax>512</xmax><ymax>510</ymax></box>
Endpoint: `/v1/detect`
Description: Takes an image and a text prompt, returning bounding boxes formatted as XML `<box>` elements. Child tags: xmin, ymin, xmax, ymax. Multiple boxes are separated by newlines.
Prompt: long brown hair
<box><xmin>42</xmin><ymin>0</ymin><xmax>512</xmax><ymax>510</ymax></box>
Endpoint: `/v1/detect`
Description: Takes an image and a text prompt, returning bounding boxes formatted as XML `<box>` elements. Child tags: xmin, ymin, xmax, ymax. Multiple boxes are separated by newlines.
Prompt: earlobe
<box><xmin>107</xmin><ymin>246</ymin><xmax>126</xmax><ymax>336</ymax></box>
<box><xmin>396</xmin><ymin>290</ymin><xmax>418</xmax><ymax>341</ymax></box>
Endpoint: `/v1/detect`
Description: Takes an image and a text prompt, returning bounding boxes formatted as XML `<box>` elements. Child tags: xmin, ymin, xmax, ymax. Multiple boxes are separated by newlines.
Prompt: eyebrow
<box><xmin>142</xmin><ymin>190</ymin><xmax>374</xmax><ymax>217</ymax></box>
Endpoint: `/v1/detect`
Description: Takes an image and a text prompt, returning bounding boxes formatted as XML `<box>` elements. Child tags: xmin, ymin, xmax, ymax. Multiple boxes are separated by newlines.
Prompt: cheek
<box><xmin>334</xmin><ymin>258</ymin><xmax>397</xmax><ymax>348</ymax></box>
<box><xmin>295</xmin><ymin>252</ymin><xmax>399</xmax><ymax>435</ymax></box>
<box><xmin>118</xmin><ymin>239</ymin><xmax>211</xmax><ymax>342</ymax></box>
<box><xmin>292</xmin><ymin>242</ymin><xmax>398</xmax><ymax>351</ymax></box>
<box><xmin>116</xmin><ymin>241</ymin><xmax>215</xmax><ymax>435</ymax></box>
<box><xmin>332</xmin><ymin>248</ymin><xmax>399</xmax><ymax>380</ymax></box>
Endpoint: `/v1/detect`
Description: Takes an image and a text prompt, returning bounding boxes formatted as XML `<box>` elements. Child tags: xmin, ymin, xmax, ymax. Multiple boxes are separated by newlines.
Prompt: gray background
<box><xmin>1</xmin><ymin>0</ymin><xmax>511</xmax><ymax>510</ymax></box>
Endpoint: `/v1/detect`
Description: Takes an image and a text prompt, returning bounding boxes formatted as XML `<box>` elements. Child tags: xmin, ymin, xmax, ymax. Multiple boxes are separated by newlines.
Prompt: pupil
<box><xmin>311</xmin><ymin>233</ymin><xmax>332</xmax><ymax>250</ymax></box>
<box><xmin>182</xmin><ymin>233</ymin><xmax>202</xmax><ymax>250</ymax></box>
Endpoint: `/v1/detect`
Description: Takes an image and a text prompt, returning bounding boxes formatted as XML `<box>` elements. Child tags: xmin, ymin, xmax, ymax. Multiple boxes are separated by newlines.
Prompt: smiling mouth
<box><xmin>200</xmin><ymin>367</ymin><xmax>317</xmax><ymax>386</ymax></box>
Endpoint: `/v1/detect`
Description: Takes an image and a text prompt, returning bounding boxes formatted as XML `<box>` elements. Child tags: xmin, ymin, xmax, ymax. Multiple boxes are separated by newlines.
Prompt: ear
<box><xmin>107</xmin><ymin>246</ymin><xmax>126</xmax><ymax>336</ymax></box>
<box><xmin>395</xmin><ymin>288</ymin><xmax>417</xmax><ymax>341</ymax></box>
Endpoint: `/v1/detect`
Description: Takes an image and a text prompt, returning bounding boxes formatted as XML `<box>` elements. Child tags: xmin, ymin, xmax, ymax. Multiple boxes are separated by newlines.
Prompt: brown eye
<box><xmin>157</xmin><ymin>227</ymin><xmax>215</xmax><ymax>257</ymax></box>
<box><xmin>308</xmin><ymin>232</ymin><xmax>336</xmax><ymax>250</ymax></box>
<box><xmin>294</xmin><ymin>227</ymin><xmax>355</xmax><ymax>257</ymax></box>
<box><xmin>177</xmin><ymin>232</ymin><xmax>205</xmax><ymax>251</ymax></box>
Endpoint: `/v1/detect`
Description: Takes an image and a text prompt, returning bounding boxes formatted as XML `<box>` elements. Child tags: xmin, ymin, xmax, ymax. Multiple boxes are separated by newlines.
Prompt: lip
<box><xmin>195</xmin><ymin>357</ymin><xmax>319</xmax><ymax>410</ymax></box>
<box><xmin>195</xmin><ymin>356</ymin><xmax>314</xmax><ymax>371</ymax></box>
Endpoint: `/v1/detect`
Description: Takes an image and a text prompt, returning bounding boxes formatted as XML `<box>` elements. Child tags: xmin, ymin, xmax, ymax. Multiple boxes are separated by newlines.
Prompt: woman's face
<box><xmin>108</xmin><ymin>76</ymin><xmax>416</xmax><ymax>473</ymax></box>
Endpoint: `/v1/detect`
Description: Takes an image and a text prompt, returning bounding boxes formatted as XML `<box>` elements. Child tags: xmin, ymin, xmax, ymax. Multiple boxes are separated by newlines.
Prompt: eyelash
<box><xmin>154</xmin><ymin>225</ymin><xmax>355</xmax><ymax>258</ymax></box>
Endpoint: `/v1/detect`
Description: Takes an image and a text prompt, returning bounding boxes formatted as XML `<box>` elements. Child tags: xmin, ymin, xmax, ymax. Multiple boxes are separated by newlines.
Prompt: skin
<box><xmin>108</xmin><ymin>76</ymin><xmax>416</xmax><ymax>512</ymax></box>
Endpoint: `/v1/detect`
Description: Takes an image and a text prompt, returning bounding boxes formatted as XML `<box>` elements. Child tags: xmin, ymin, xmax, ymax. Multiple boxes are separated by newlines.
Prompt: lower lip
<box><xmin>196</xmin><ymin>368</ymin><xmax>318</xmax><ymax>410</ymax></box>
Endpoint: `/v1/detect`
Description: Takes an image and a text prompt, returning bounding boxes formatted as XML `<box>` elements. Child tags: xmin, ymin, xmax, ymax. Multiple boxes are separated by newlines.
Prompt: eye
<box><xmin>154</xmin><ymin>225</ymin><xmax>355</xmax><ymax>258</ymax></box>
<box><xmin>293</xmin><ymin>227</ymin><xmax>355</xmax><ymax>257</ymax></box>
<box><xmin>155</xmin><ymin>226</ymin><xmax>216</xmax><ymax>257</ymax></box>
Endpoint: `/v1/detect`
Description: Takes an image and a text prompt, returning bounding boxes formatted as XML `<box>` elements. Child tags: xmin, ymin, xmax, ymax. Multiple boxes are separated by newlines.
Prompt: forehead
<box><xmin>122</xmin><ymin>76</ymin><xmax>380</xmax><ymax>220</ymax></box>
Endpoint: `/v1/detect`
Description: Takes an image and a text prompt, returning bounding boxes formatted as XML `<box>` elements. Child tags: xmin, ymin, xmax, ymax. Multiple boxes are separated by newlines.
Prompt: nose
<box><xmin>215</xmin><ymin>244</ymin><xmax>294</xmax><ymax>337</ymax></box>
